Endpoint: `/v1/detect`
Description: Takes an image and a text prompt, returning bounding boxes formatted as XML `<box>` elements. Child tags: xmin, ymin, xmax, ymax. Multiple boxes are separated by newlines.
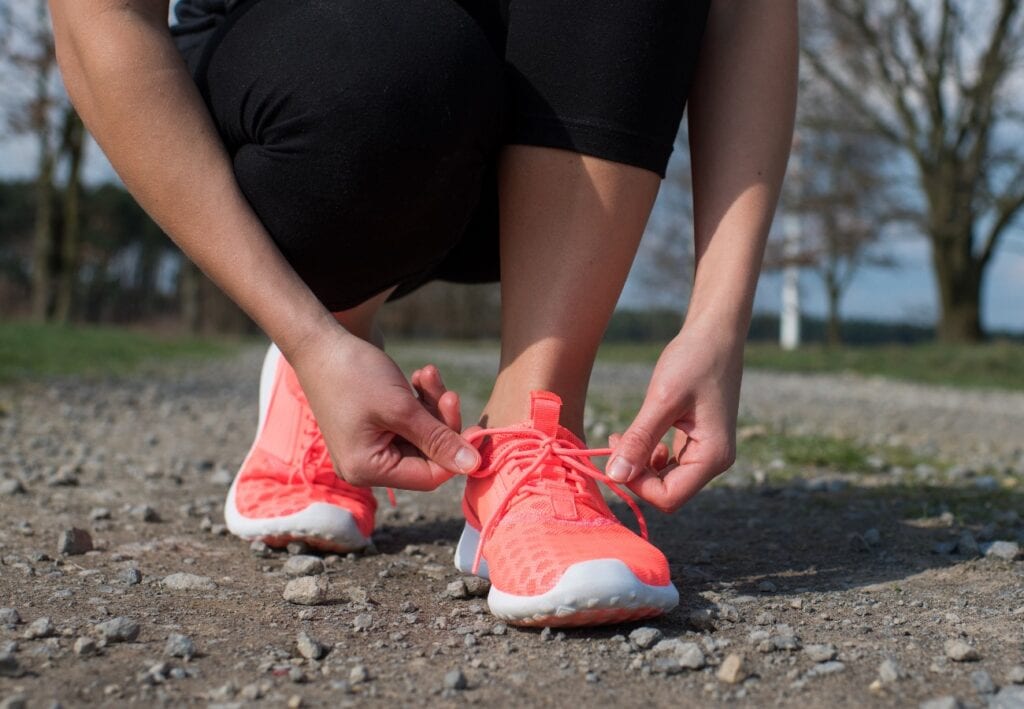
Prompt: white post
<box><xmin>780</xmin><ymin>136</ymin><xmax>801</xmax><ymax>350</ymax></box>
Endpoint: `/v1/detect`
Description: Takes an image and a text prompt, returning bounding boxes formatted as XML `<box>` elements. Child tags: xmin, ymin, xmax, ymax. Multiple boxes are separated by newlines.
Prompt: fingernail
<box><xmin>608</xmin><ymin>457</ymin><xmax>634</xmax><ymax>482</ymax></box>
<box><xmin>455</xmin><ymin>447</ymin><xmax>479</xmax><ymax>474</ymax></box>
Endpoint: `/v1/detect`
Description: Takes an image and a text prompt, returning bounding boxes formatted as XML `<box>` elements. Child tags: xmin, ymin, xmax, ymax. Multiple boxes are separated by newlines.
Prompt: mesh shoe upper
<box><xmin>462</xmin><ymin>391</ymin><xmax>671</xmax><ymax>597</ymax></box>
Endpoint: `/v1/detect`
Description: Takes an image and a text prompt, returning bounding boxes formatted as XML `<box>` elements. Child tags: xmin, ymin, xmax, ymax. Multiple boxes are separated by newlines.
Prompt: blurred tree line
<box><xmin>1</xmin><ymin>0</ymin><xmax>1022</xmax><ymax>342</ymax></box>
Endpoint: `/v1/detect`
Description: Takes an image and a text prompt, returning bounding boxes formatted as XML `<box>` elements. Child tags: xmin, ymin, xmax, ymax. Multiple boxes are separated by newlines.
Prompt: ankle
<box><xmin>481</xmin><ymin>385</ymin><xmax>586</xmax><ymax>440</ymax></box>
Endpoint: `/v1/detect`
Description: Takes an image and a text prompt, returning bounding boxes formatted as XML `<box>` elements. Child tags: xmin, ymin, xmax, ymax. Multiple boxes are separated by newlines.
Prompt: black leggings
<box><xmin>172</xmin><ymin>0</ymin><xmax>710</xmax><ymax>311</ymax></box>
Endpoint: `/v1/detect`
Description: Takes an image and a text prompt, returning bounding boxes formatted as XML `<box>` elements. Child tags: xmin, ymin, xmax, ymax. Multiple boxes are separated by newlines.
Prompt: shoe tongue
<box><xmin>529</xmin><ymin>391</ymin><xmax>563</xmax><ymax>437</ymax></box>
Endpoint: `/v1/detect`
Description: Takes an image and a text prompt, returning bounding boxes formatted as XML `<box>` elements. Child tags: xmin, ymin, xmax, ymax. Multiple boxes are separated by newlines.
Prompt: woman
<box><xmin>49</xmin><ymin>0</ymin><xmax>796</xmax><ymax>627</ymax></box>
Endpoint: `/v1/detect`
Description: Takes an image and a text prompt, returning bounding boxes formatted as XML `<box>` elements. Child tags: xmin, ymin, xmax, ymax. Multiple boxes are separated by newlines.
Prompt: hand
<box><xmin>606</xmin><ymin>324</ymin><xmax>743</xmax><ymax>512</ymax></box>
<box><xmin>288</xmin><ymin>328</ymin><xmax>480</xmax><ymax>490</ymax></box>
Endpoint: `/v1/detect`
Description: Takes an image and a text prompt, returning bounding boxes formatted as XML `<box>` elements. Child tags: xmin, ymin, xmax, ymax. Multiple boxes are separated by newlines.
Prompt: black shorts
<box><xmin>172</xmin><ymin>0</ymin><xmax>710</xmax><ymax>310</ymax></box>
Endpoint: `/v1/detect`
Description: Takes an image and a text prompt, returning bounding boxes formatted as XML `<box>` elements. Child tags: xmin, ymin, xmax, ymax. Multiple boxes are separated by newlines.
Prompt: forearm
<box><xmin>49</xmin><ymin>1</ymin><xmax>340</xmax><ymax>358</ymax></box>
<box><xmin>684</xmin><ymin>0</ymin><xmax>798</xmax><ymax>343</ymax></box>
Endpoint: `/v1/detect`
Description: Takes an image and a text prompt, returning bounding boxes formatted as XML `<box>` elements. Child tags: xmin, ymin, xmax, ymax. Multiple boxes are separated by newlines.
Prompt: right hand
<box><xmin>288</xmin><ymin>328</ymin><xmax>480</xmax><ymax>490</ymax></box>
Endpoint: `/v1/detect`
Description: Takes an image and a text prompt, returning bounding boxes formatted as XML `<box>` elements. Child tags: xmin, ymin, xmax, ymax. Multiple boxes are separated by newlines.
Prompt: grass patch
<box><xmin>0</xmin><ymin>321</ymin><xmax>242</xmax><ymax>383</ymax></box>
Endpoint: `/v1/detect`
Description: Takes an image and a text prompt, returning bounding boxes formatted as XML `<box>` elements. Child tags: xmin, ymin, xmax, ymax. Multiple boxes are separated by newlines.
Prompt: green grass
<box><xmin>735</xmin><ymin>429</ymin><xmax>936</xmax><ymax>475</ymax></box>
<box><xmin>594</xmin><ymin>340</ymin><xmax>1024</xmax><ymax>391</ymax></box>
<box><xmin>0</xmin><ymin>321</ymin><xmax>242</xmax><ymax>383</ymax></box>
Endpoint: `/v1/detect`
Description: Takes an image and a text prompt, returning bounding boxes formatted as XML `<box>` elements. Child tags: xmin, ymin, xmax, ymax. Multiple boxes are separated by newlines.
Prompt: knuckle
<box><xmin>421</xmin><ymin>424</ymin><xmax>454</xmax><ymax>459</ymax></box>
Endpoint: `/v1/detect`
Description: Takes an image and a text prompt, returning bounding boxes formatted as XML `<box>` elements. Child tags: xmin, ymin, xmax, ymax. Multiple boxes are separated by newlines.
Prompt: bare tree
<box><xmin>801</xmin><ymin>0</ymin><xmax>1024</xmax><ymax>342</ymax></box>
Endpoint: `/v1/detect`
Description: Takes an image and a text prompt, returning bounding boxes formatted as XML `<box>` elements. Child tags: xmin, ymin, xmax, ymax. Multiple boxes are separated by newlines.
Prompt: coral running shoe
<box><xmin>454</xmin><ymin>391</ymin><xmax>678</xmax><ymax>627</ymax></box>
<box><xmin>225</xmin><ymin>344</ymin><xmax>375</xmax><ymax>551</ymax></box>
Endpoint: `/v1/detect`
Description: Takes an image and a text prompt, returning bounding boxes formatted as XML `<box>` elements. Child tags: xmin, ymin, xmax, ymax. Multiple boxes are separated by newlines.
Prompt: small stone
<box><xmin>971</xmin><ymin>670</ymin><xmax>996</xmax><ymax>694</ymax></box>
<box><xmin>491</xmin><ymin>623</ymin><xmax>507</xmax><ymax>636</ymax></box>
<box><xmin>863</xmin><ymin>528</ymin><xmax>881</xmax><ymax>546</ymax></box>
<box><xmin>344</xmin><ymin>586</ymin><xmax>370</xmax><ymax>604</ymax></box>
<box><xmin>687</xmin><ymin>608</ymin><xmax>717</xmax><ymax>631</ymax></box>
<box><xmin>463</xmin><ymin>577</ymin><xmax>490</xmax><ymax>598</ymax></box>
<box><xmin>919</xmin><ymin>697</ymin><xmax>964</xmax><ymax>709</ymax></box>
<box><xmin>540</xmin><ymin>627</ymin><xmax>554</xmax><ymax>642</ymax></box>
<box><xmin>89</xmin><ymin>507</ymin><xmax>111</xmax><ymax>520</ymax></box>
<box><xmin>96</xmin><ymin>617</ymin><xmax>140</xmax><ymax>643</ymax></box>
<box><xmin>1008</xmin><ymin>666</ymin><xmax>1024</xmax><ymax>684</ymax></box>
<box><xmin>446</xmin><ymin>579</ymin><xmax>469</xmax><ymax>599</ymax></box>
<box><xmin>286</xmin><ymin>541</ymin><xmax>312</xmax><ymax>556</ymax></box>
<box><xmin>653</xmin><ymin>657</ymin><xmax>685</xmax><ymax>675</ymax></box>
<box><xmin>24</xmin><ymin>617</ymin><xmax>56</xmax><ymax>639</ymax></box>
<box><xmin>349</xmin><ymin>665</ymin><xmax>370</xmax><ymax>684</ymax></box>
<box><xmin>288</xmin><ymin>667</ymin><xmax>305</xmax><ymax>684</ymax></box>
<box><xmin>0</xmin><ymin>695</ymin><xmax>27</xmax><ymax>709</ymax></box>
<box><xmin>57</xmin><ymin>528</ymin><xmax>93</xmax><ymax>556</ymax></box>
<box><xmin>161</xmin><ymin>573</ymin><xmax>216</xmax><ymax>591</ymax></box>
<box><xmin>984</xmin><ymin>541</ymin><xmax>1021</xmax><ymax>561</ymax></box>
<box><xmin>0</xmin><ymin>479</ymin><xmax>25</xmax><ymax>496</ymax></box>
<box><xmin>283</xmin><ymin>555</ymin><xmax>324</xmax><ymax>577</ymax></box>
<box><xmin>758</xmin><ymin>580</ymin><xmax>778</xmax><ymax>593</ymax></box>
<box><xmin>717</xmin><ymin>654</ymin><xmax>747</xmax><ymax>684</ymax></box>
<box><xmin>249</xmin><ymin>540</ymin><xmax>272</xmax><ymax>558</ymax></box>
<box><xmin>0</xmin><ymin>609</ymin><xmax>21</xmax><ymax>627</ymax></box>
<box><xmin>629</xmin><ymin>627</ymin><xmax>662</xmax><ymax>650</ymax></box>
<box><xmin>131</xmin><ymin>505</ymin><xmax>161</xmax><ymax>522</ymax></box>
<box><xmin>353</xmin><ymin>613</ymin><xmax>373</xmax><ymax>631</ymax></box>
<box><xmin>879</xmin><ymin>658</ymin><xmax>902</xmax><ymax>683</ymax></box>
<box><xmin>73</xmin><ymin>637</ymin><xmax>99</xmax><ymax>657</ymax></box>
<box><xmin>0</xmin><ymin>653</ymin><xmax>21</xmax><ymax>678</ymax></box>
<box><xmin>164</xmin><ymin>633</ymin><xmax>196</xmax><ymax>659</ymax></box>
<box><xmin>287</xmin><ymin>696</ymin><xmax>303</xmax><ymax>709</ymax></box>
<box><xmin>120</xmin><ymin>568</ymin><xmax>142</xmax><ymax>586</ymax></box>
<box><xmin>803</xmin><ymin>644</ymin><xmax>837</xmax><ymax>663</ymax></box>
<box><xmin>957</xmin><ymin>531</ymin><xmax>980</xmax><ymax>557</ymax></box>
<box><xmin>990</xmin><ymin>686</ymin><xmax>1024</xmax><ymax>709</ymax></box>
<box><xmin>944</xmin><ymin>639</ymin><xmax>980</xmax><ymax>662</ymax></box>
<box><xmin>808</xmin><ymin>661</ymin><xmax>846</xmax><ymax>677</ymax></box>
<box><xmin>444</xmin><ymin>668</ymin><xmax>468</xmax><ymax>690</ymax></box>
<box><xmin>296</xmin><ymin>632</ymin><xmax>324</xmax><ymax>660</ymax></box>
<box><xmin>771</xmin><ymin>634</ymin><xmax>801</xmax><ymax>651</ymax></box>
<box><xmin>675</xmin><ymin>643</ymin><xmax>706</xmax><ymax>669</ymax></box>
<box><xmin>283</xmin><ymin>576</ymin><xmax>329</xmax><ymax>606</ymax></box>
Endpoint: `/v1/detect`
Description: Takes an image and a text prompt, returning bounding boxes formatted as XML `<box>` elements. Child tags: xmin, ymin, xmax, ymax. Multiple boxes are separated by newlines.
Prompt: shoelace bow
<box><xmin>290</xmin><ymin>407</ymin><xmax>397</xmax><ymax>506</ymax></box>
<box><xmin>463</xmin><ymin>426</ymin><xmax>648</xmax><ymax>575</ymax></box>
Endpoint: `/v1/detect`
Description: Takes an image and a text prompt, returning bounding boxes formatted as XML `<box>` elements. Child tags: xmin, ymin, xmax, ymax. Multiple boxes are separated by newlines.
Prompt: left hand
<box><xmin>606</xmin><ymin>323</ymin><xmax>744</xmax><ymax>512</ymax></box>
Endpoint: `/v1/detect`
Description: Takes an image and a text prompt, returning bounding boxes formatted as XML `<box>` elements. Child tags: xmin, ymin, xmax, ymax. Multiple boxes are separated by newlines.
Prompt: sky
<box><xmin>2</xmin><ymin>132</ymin><xmax>1023</xmax><ymax>335</ymax></box>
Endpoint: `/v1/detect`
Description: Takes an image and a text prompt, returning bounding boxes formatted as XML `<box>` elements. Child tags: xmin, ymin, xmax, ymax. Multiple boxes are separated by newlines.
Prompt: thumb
<box><xmin>607</xmin><ymin>398</ymin><xmax>676</xmax><ymax>483</ymax></box>
<box><xmin>393</xmin><ymin>405</ymin><xmax>480</xmax><ymax>475</ymax></box>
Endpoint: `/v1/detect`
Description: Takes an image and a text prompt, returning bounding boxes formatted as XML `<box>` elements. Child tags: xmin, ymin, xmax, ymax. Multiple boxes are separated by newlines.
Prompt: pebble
<box><xmin>687</xmin><ymin>609</ymin><xmax>716</xmax><ymax>631</ymax></box>
<box><xmin>919</xmin><ymin>698</ymin><xmax>963</xmax><ymax>709</ymax></box>
<box><xmin>296</xmin><ymin>632</ymin><xmax>324</xmax><ymax>660</ymax></box>
<box><xmin>131</xmin><ymin>504</ymin><xmax>161</xmax><ymax>522</ymax></box>
<box><xmin>1008</xmin><ymin>666</ymin><xmax>1024</xmax><ymax>684</ymax></box>
<box><xmin>944</xmin><ymin>639</ymin><xmax>980</xmax><ymax>662</ymax></box>
<box><xmin>970</xmin><ymin>669</ymin><xmax>996</xmax><ymax>694</ymax></box>
<box><xmin>344</xmin><ymin>586</ymin><xmax>370</xmax><ymax>604</ymax></box>
<box><xmin>0</xmin><ymin>653</ymin><xmax>21</xmax><ymax>678</ymax></box>
<box><xmin>717</xmin><ymin>653</ymin><xmax>747</xmax><ymax>684</ymax></box>
<box><xmin>444</xmin><ymin>668</ymin><xmax>468</xmax><ymax>690</ymax></box>
<box><xmin>283</xmin><ymin>556</ymin><xmax>324</xmax><ymax>577</ymax></box>
<box><xmin>651</xmin><ymin>639</ymin><xmax>705</xmax><ymax>669</ymax></box>
<box><xmin>165</xmin><ymin>633</ymin><xmax>196</xmax><ymax>659</ymax></box>
<box><xmin>57</xmin><ymin>528</ymin><xmax>93</xmax><ymax>556</ymax></box>
<box><xmin>758</xmin><ymin>580</ymin><xmax>778</xmax><ymax>593</ymax></box>
<box><xmin>957</xmin><ymin>531</ymin><xmax>980</xmax><ymax>557</ymax></box>
<box><xmin>0</xmin><ymin>479</ymin><xmax>25</xmax><ymax>495</ymax></box>
<box><xmin>878</xmin><ymin>658</ymin><xmax>902</xmax><ymax>683</ymax></box>
<box><xmin>162</xmin><ymin>573</ymin><xmax>216</xmax><ymax>591</ymax></box>
<box><xmin>73</xmin><ymin>637</ymin><xmax>99</xmax><ymax>657</ymax></box>
<box><xmin>990</xmin><ymin>686</ymin><xmax>1024</xmax><ymax>709</ymax></box>
<box><xmin>249</xmin><ymin>540</ymin><xmax>272</xmax><ymax>558</ymax></box>
<box><xmin>803</xmin><ymin>644</ymin><xmax>837</xmax><ymax>663</ymax></box>
<box><xmin>863</xmin><ymin>528</ymin><xmax>881</xmax><ymax>546</ymax></box>
<box><xmin>349</xmin><ymin>665</ymin><xmax>370</xmax><ymax>684</ymax></box>
<box><xmin>352</xmin><ymin>613</ymin><xmax>373</xmax><ymax>631</ymax></box>
<box><xmin>283</xmin><ymin>576</ymin><xmax>329</xmax><ymax>606</ymax></box>
<box><xmin>0</xmin><ymin>609</ymin><xmax>20</xmax><ymax>627</ymax></box>
<box><xmin>95</xmin><ymin>617</ymin><xmax>140</xmax><ymax>643</ymax></box>
<box><xmin>0</xmin><ymin>695</ymin><xmax>27</xmax><ymax>709</ymax></box>
<box><xmin>628</xmin><ymin>627</ymin><xmax>662</xmax><ymax>650</ymax></box>
<box><xmin>446</xmin><ymin>579</ymin><xmax>469</xmax><ymax>599</ymax></box>
<box><xmin>89</xmin><ymin>507</ymin><xmax>111</xmax><ymax>521</ymax></box>
<box><xmin>120</xmin><ymin>567</ymin><xmax>142</xmax><ymax>586</ymax></box>
<box><xmin>24</xmin><ymin>617</ymin><xmax>55</xmax><ymax>639</ymax></box>
<box><xmin>492</xmin><ymin>623</ymin><xmax>508</xmax><ymax>636</ymax></box>
<box><xmin>807</xmin><ymin>661</ymin><xmax>846</xmax><ymax>677</ymax></box>
<box><xmin>463</xmin><ymin>577</ymin><xmax>490</xmax><ymax>598</ymax></box>
<box><xmin>286</xmin><ymin>541</ymin><xmax>312</xmax><ymax>556</ymax></box>
<box><xmin>984</xmin><ymin>541</ymin><xmax>1021</xmax><ymax>561</ymax></box>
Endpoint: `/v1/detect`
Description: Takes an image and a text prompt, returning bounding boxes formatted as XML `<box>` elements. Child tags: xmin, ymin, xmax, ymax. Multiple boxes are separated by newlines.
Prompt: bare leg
<box><xmin>480</xmin><ymin>146</ymin><xmax>660</xmax><ymax>438</ymax></box>
<box><xmin>331</xmin><ymin>287</ymin><xmax>395</xmax><ymax>345</ymax></box>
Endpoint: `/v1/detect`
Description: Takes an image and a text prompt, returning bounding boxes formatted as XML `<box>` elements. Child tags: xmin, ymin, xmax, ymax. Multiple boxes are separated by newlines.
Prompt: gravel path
<box><xmin>1</xmin><ymin>344</ymin><xmax>1022</xmax><ymax>708</ymax></box>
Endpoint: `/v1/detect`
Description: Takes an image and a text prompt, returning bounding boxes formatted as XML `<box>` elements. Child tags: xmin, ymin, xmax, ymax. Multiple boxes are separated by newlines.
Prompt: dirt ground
<box><xmin>1</xmin><ymin>344</ymin><xmax>1022</xmax><ymax>708</ymax></box>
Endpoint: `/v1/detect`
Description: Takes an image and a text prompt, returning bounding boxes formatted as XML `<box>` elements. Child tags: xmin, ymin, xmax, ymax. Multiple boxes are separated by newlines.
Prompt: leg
<box><xmin>481</xmin><ymin>147</ymin><xmax>660</xmax><ymax>437</ymax></box>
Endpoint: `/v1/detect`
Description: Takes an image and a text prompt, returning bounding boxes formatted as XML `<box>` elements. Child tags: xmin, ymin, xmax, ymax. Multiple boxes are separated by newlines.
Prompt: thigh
<box><xmin>183</xmin><ymin>0</ymin><xmax>504</xmax><ymax>311</ymax></box>
<box><xmin>504</xmin><ymin>0</ymin><xmax>711</xmax><ymax>177</ymax></box>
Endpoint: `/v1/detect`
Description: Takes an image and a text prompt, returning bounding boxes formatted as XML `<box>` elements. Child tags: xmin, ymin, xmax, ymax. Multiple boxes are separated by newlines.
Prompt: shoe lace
<box><xmin>463</xmin><ymin>426</ymin><xmax>648</xmax><ymax>575</ymax></box>
<box><xmin>289</xmin><ymin>407</ymin><xmax>397</xmax><ymax>506</ymax></box>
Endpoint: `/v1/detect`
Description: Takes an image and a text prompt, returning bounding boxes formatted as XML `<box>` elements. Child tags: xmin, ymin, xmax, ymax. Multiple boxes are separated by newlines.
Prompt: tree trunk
<box><xmin>930</xmin><ymin>226</ymin><xmax>984</xmax><ymax>343</ymax></box>
<box><xmin>825</xmin><ymin>281</ymin><xmax>842</xmax><ymax>348</ymax></box>
<box><xmin>54</xmin><ymin>110</ymin><xmax>86</xmax><ymax>324</ymax></box>
<box><xmin>180</xmin><ymin>259</ymin><xmax>202</xmax><ymax>333</ymax></box>
<box><xmin>30</xmin><ymin>148</ymin><xmax>56</xmax><ymax>322</ymax></box>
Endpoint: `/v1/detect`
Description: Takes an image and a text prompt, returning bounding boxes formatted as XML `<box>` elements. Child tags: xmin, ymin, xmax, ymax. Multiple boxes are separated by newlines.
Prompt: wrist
<box><xmin>275</xmin><ymin>310</ymin><xmax>353</xmax><ymax>369</ymax></box>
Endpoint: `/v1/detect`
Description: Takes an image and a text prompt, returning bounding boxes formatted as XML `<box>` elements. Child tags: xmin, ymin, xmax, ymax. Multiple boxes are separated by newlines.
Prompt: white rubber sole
<box><xmin>454</xmin><ymin>522</ymin><xmax>679</xmax><ymax>626</ymax></box>
<box><xmin>223</xmin><ymin>343</ymin><xmax>370</xmax><ymax>552</ymax></box>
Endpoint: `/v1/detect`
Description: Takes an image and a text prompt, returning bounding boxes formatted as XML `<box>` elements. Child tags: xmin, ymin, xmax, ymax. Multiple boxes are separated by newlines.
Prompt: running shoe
<box><xmin>224</xmin><ymin>344</ymin><xmax>375</xmax><ymax>551</ymax></box>
<box><xmin>454</xmin><ymin>390</ymin><xmax>678</xmax><ymax>627</ymax></box>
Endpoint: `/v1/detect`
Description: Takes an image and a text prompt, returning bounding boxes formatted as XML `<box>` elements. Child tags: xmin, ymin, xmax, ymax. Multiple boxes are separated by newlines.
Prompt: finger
<box><xmin>437</xmin><ymin>390</ymin><xmax>462</xmax><ymax>431</ymax></box>
<box><xmin>650</xmin><ymin>442</ymin><xmax>670</xmax><ymax>472</ymax></box>
<box><xmin>412</xmin><ymin>365</ymin><xmax>447</xmax><ymax>412</ymax></box>
<box><xmin>607</xmin><ymin>397</ymin><xmax>679</xmax><ymax>484</ymax></box>
<box><xmin>364</xmin><ymin>439</ymin><xmax>458</xmax><ymax>491</ymax></box>
<box><xmin>391</xmin><ymin>404</ymin><xmax>480</xmax><ymax>475</ymax></box>
<box><xmin>627</xmin><ymin>460</ymin><xmax>715</xmax><ymax>513</ymax></box>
